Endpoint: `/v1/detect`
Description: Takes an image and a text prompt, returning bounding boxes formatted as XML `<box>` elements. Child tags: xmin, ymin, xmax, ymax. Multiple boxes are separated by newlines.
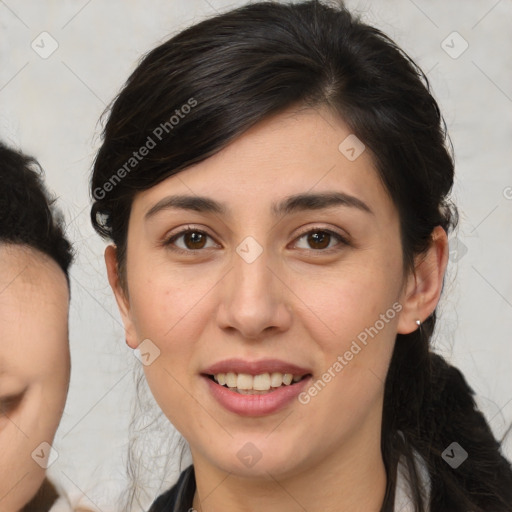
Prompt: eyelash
<box><xmin>163</xmin><ymin>225</ymin><xmax>350</xmax><ymax>255</ymax></box>
<box><xmin>0</xmin><ymin>393</ymin><xmax>24</xmax><ymax>416</ymax></box>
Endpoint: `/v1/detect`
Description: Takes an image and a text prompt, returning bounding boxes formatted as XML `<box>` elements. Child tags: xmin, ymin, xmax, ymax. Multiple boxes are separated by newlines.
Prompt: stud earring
<box><xmin>415</xmin><ymin>319</ymin><xmax>421</xmax><ymax>327</ymax></box>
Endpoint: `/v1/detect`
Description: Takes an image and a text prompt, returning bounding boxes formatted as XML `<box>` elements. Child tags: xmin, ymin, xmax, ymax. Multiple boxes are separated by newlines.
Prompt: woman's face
<box><xmin>0</xmin><ymin>245</ymin><xmax>70</xmax><ymax>511</ymax></box>
<box><xmin>110</xmin><ymin>107</ymin><xmax>420</xmax><ymax>480</ymax></box>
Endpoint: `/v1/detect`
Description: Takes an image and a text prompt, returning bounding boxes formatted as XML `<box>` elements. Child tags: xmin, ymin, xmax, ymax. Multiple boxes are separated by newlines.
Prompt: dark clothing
<box><xmin>149</xmin><ymin>465</ymin><xmax>196</xmax><ymax>512</ymax></box>
<box><xmin>148</xmin><ymin>453</ymin><xmax>430</xmax><ymax>511</ymax></box>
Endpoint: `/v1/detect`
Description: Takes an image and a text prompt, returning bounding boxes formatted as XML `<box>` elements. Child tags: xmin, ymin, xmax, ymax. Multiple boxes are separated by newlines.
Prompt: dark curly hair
<box><xmin>0</xmin><ymin>141</ymin><xmax>73</xmax><ymax>282</ymax></box>
<box><xmin>89</xmin><ymin>1</ymin><xmax>512</xmax><ymax>510</ymax></box>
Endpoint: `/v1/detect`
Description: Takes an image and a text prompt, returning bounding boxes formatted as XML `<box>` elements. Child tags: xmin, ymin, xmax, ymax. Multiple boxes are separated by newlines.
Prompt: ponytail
<box><xmin>382</xmin><ymin>313</ymin><xmax>512</xmax><ymax>511</ymax></box>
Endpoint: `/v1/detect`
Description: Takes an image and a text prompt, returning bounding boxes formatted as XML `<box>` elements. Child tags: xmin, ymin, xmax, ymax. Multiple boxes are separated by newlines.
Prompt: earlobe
<box><xmin>397</xmin><ymin>226</ymin><xmax>449</xmax><ymax>334</ymax></box>
<box><xmin>104</xmin><ymin>245</ymin><xmax>139</xmax><ymax>349</ymax></box>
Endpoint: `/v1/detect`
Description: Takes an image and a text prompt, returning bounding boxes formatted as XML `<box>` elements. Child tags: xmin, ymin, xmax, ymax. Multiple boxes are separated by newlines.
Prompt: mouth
<box><xmin>204</xmin><ymin>372</ymin><xmax>311</xmax><ymax>395</ymax></box>
<box><xmin>201</xmin><ymin>360</ymin><xmax>313</xmax><ymax>416</ymax></box>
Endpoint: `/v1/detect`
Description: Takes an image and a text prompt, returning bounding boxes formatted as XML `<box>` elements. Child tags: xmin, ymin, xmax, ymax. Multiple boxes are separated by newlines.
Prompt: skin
<box><xmin>0</xmin><ymin>244</ymin><xmax>70</xmax><ymax>512</ymax></box>
<box><xmin>106</xmin><ymin>105</ymin><xmax>448</xmax><ymax>511</ymax></box>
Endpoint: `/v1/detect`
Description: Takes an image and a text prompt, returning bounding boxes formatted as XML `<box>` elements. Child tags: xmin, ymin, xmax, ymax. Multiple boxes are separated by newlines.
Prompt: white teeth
<box><xmin>225</xmin><ymin>372</ymin><xmax>237</xmax><ymax>388</ymax></box>
<box><xmin>270</xmin><ymin>372</ymin><xmax>283</xmax><ymax>387</ymax></box>
<box><xmin>236</xmin><ymin>373</ymin><xmax>253</xmax><ymax>390</ymax></box>
<box><xmin>282</xmin><ymin>373</ymin><xmax>293</xmax><ymax>385</ymax></box>
<box><xmin>212</xmin><ymin>371</ymin><xmax>306</xmax><ymax>391</ymax></box>
<box><xmin>253</xmin><ymin>373</ymin><xmax>270</xmax><ymax>391</ymax></box>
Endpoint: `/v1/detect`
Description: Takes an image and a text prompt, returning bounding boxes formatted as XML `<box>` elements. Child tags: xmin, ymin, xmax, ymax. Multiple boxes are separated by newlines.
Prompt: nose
<box><xmin>215</xmin><ymin>244</ymin><xmax>292</xmax><ymax>341</ymax></box>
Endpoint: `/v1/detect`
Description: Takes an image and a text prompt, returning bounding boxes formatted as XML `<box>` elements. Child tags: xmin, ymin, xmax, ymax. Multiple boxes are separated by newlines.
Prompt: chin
<box><xmin>208</xmin><ymin>435</ymin><xmax>307</xmax><ymax>479</ymax></box>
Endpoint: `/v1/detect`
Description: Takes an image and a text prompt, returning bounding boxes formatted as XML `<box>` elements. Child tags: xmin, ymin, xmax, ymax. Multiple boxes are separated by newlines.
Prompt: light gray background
<box><xmin>1</xmin><ymin>0</ymin><xmax>511</xmax><ymax>510</ymax></box>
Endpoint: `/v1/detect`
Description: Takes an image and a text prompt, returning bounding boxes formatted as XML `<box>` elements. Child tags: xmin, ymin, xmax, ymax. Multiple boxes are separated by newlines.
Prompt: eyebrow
<box><xmin>145</xmin><ymin>191</ymin><xmax>373</xmax><ymax>220</ymax></box>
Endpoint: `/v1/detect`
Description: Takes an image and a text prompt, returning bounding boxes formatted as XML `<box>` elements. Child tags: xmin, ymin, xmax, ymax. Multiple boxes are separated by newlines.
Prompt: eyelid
<box><xmin>163</xmin><ymin>225</ymin><xmax>219</xmax><ymax>253</ymax></box>
<box><xmin>0</xmin><ymin>392</ymin><xmax>25</xmax><ymax>415</ymax></box>
<box><xmin>163</xmin><ymin>224</ymin><xmax>350</xmax><ymax>254</ymax></box>
<box><xmin>294</xmin><ymin>224</ymin><xmax>350</xmax><ymax>243</ymax></box>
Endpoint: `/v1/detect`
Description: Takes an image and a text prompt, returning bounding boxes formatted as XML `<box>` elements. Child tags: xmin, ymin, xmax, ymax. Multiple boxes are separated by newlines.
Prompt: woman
<box><xmin>0</xmin><ymin>141</ymin><xmax>80</xmax><ymax>512</ymax></box>
<box><xmin>89</xmin><ymin>0</ymin><xmax>512</xmax><ymax>510</ymax></box>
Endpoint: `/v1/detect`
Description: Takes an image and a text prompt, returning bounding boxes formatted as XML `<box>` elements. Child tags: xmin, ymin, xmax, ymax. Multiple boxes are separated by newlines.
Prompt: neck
<box><xmin>191</xmin><ymin>416</ymin><xmax>387</xmax><ymax>512</ymax></box>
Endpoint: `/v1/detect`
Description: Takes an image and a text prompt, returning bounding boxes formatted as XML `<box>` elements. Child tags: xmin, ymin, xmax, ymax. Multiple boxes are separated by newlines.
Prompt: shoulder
<box><xmin>149</xmin><ymin>465</ymin><xmax>196</xmax><ymax>512</ymax></box>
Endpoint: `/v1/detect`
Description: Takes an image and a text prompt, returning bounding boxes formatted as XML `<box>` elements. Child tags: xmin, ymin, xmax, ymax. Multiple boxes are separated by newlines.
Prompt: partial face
<box><xmin>0</xmin><ymin>245</ymin><xmax>70</xmax><ymax>511</ymax></box>
<box><xmin>114</xmin><ymin>107</ymin><xmax>411</xmax><ymax>479</ymax></box>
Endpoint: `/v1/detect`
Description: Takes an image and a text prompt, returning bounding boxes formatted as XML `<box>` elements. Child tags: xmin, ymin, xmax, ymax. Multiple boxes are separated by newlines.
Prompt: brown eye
<box><xmin>294</xmin><ymin>228</ymin><xmax>349</xmax><ymax>252</ymax></box>
<box><xmin>306</xmin><ymin>231</ymin><xmax>331</xmax><ymax>250</ymax></box>
<box><xmin>182</xmin><ymin>231</ymin><xmax>208</xmax><ymax>250</ymax></box>
<box><xmin>164</xmin><ymin>227</ymin><xmax>218</xmax><ymax>254</ymax></box>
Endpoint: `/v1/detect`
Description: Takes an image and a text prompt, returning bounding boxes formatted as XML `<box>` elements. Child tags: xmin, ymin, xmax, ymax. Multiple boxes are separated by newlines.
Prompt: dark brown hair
<box><xmin>89</xmin><ymin>1</ymin><xmax>512</xmax><ymax>510</ymax></box>
<box><xmin>0</xmin><ymin>141</ymin><xmax>73</xmax><ymax>283</ymax></box>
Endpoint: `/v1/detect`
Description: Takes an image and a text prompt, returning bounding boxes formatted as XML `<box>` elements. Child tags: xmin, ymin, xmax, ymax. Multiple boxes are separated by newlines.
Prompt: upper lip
<box><xmin>202</xmin><ymin>358</ymin><xmax>312</xmax><ymax>376</ymax></box>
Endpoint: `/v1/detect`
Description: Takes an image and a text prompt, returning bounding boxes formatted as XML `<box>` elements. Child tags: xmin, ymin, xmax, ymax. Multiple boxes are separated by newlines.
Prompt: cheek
<box><xmin>131</xmin><ymin>283</ymin><xmax>176</xmax><ymax>339</ymax></box>
<box><xmin>292</xmin><ymin>264</ymin><xmax>401</xmax><ymax>423</ymax></box>
<box><xmin>13</xmin><ymin>322</ymin><xmax>71</xmax><ymax>456</ymax></box>
<box><xmin>288</xmin><ymin>256</ymin><xmax>402</xmax><ymax>416</ymax></box>
<box><xmin>0</xmin><ymin>390</ymin><xmax>54</xmax><ymax>511</ymax></box>
<box><xmin>290</xmin><ymin>257</ymin><xmax>403</xmax><ymax>348</ymax></box>
<box><xmin>0</xmin><ymin>458</ymin><xmax>45</xmax><ymax>512</ymax></box>
<box><xmin>129</xmin><ymin>262</ymin><xmax>220</xmax><ymax>341</ymax></box>
<box><xmin>129</xmin><ymin>269</ymin><xmax>215</xmax><ymax>421</ymax></box>
<box><xmin>13</xmin><ymin>342</ymin><xmax>70</xmax><ymax>459</ymax></box>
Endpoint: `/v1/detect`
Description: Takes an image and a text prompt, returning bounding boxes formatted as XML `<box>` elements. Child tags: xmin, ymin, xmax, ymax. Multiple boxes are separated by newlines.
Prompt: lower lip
<box><xmin>202</xmin><ymin>375</ymin><xmax>312</xmax><ymax>417</ymax></box>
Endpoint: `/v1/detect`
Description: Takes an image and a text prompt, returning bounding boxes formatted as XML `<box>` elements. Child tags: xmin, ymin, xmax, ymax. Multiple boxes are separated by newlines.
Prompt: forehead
<box><xmin>0</xmin><ymin>244</ymin><xmax>67</xmax><ymax>288</ymax></box>
<box><xmin>0</xmin><ymin>244</ymin><xmax>69</xmax><ymax>323</ymax></box>
<box><xmin>132</xmin><ymin>106</ymin><xmax>396</xmax><ymax>224</ymax></box>
<box><xmin>0</xmin><ymin>244</ymin><xmax>69</xmax><ymax>375</ymax></box>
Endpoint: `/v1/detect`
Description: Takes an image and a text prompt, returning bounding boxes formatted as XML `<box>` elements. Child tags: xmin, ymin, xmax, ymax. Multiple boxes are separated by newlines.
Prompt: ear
<box><xmin>397</xmin><ymin>225</ymin><xmax>449</xmax><ymax>335</ymax></box>
<box><xmin>104</xmin><ymin>245</ymin><xmax>139</xmax><ymax>349</ymax></box>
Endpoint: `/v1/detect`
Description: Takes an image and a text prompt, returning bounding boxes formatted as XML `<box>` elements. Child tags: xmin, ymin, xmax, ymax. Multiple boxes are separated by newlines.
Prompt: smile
<box><xmin>208</xmin><ymin>372</ymin><xmax>309</xmax><ymax>394</ymax></box>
